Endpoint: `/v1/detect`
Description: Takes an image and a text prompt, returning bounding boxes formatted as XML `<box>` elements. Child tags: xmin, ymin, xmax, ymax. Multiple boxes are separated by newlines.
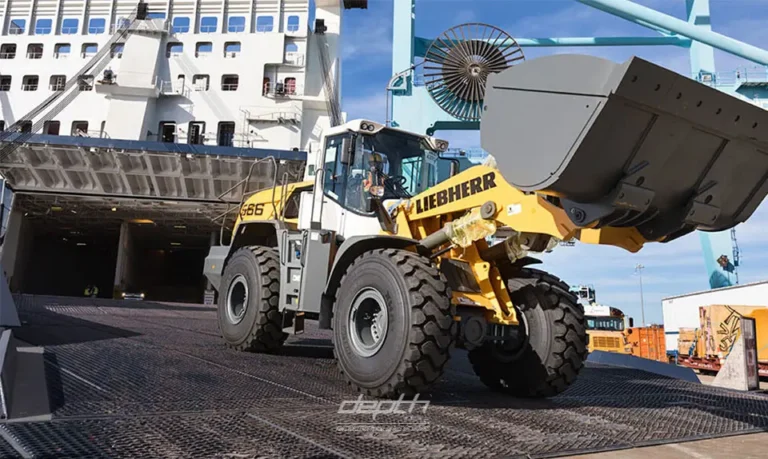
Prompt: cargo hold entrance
<box><xmin>4</xmin><ymin>194</ymin><xmax>228</xmax><ymax>303</ymax></box>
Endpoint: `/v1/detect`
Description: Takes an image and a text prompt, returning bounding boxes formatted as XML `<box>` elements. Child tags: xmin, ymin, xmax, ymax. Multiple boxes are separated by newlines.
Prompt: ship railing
<box><xmin>262</xmin><ymin>83</ymin><xmax>303</xmax><ymax>98</ymax></box>
<box><xmin>284</xmin><ymin>52</ymin><xmax>305</xmax><ymax>66</ymax></box>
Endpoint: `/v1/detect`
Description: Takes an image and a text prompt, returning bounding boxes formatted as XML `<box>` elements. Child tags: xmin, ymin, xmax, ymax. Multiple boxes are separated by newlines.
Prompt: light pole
<box><xmin>635</xmin><ymin>264</ymin><xmax>645</xmax><ymax>327</ymax></box>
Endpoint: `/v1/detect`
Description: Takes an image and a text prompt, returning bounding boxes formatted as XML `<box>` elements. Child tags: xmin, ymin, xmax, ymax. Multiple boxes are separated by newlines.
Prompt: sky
<box><xmin>338</xmin><ymin>0</ymin><xmax>768</xmax><ymax>325</ymax></box>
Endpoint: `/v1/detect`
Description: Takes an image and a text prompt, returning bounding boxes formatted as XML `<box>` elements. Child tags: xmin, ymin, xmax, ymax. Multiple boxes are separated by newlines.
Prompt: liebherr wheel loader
<box><xmin>204</xmin><ymin>54</ymin><xmax>768</xmax><ymax>399</ymax></box>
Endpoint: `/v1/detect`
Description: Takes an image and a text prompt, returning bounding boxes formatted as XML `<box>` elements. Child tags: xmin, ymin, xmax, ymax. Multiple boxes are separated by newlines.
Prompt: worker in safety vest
<box><xmin>362</xmin><ymin>152</ymin><xmax>387</xmax><ymax>195</ymax></box>
<box><xmin>84</xmin><ymin>285</ymin><xmax>99</xmax><ymax>298</ymax></box>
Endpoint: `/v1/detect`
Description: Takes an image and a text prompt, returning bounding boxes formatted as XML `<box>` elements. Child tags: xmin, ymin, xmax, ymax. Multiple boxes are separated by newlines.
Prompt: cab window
<box><xmin>322</xmin><ymin>134</ymin><xmax>347</xmax><ymax>203</ymax></box>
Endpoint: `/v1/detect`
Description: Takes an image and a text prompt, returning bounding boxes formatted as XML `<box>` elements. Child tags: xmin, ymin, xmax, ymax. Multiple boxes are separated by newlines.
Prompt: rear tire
<box><xmin>217</xmin><ymin>246</ymin><xmax>286</xmax><ymax>353</ymax></box>
<box><xmin>468</xmin><ymin>268</ymin><xmax>587</xmax><ymax>397</ymax></box>
<box><xmin>332</xmin><ymin>248</ymin><xmax>455</xmax><ymax>398</ymax></box>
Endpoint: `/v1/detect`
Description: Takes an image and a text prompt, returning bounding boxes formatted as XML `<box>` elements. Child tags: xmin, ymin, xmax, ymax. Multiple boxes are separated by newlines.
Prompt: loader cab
<box><xmin>303</xmin><ymin>120</ymin><xmax>447</xmax><ymax>237</ymax></box>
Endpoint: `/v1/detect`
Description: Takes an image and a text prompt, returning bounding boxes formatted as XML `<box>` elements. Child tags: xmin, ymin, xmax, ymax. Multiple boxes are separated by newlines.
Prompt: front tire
<box><xmin>332</xmin><ymin>249</ymin><xmax>455</xmax><ymax>398</ymax></box>
<box><xmin>217</xmin><ymin>246</ymin><xmax>286</xmax><ymax>353</ymax></box>
<box><xmin>468</xmin><ymin>268</ymin><xmax>587</xmax><ymax>397</ymax></box>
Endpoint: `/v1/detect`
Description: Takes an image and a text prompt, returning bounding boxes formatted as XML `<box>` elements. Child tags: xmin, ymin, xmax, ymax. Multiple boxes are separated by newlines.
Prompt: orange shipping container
<box><xmin>626</xmin><ymin>326</ymin><xmax>666</xmax><ymax>362</ymax></box>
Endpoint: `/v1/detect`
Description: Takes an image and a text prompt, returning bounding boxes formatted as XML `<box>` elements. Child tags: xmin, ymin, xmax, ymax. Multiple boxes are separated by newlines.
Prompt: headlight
<box><xmin>121</xmin><ymin>292</ymin><xmax>126</xmax><ymax>298</ymax></box>
<box><xmin>140</xmin><ymin>293</ymin><xmax>145</xmax><ymax>299</ymax></box>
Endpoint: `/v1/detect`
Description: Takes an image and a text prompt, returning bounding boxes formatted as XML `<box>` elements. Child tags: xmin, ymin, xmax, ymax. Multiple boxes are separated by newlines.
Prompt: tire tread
<box><xmin>223</xmin><ymin>246</ymin><xmax>286</xmax><ymax>353</ymax></box>
<box><xmin>334</xmin><ymin>248</ymin><xmax>455</xmax><ymax>398</ymax></box>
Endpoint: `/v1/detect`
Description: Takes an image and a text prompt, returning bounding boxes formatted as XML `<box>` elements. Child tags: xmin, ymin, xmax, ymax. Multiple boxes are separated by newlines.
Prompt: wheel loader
<box><xmin>203</xmin><ymin>54</ymin><xmax>768</xmax><ymax>399</ymax></box>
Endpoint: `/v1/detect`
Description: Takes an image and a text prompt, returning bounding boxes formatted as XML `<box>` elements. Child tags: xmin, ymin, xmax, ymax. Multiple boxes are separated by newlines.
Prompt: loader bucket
<box><xmin>481</xmin><ymin>54</ymin><xmax>768</xmax><ymax>242</ymax></box>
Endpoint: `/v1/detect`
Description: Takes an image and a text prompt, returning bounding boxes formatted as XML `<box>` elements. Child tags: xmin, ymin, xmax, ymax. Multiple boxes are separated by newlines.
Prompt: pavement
<box><xmin>569</xmin><ymin>432</ymin><xmax>768</xmax><ymax>458</ymax></box>
<box><xmin>697</xmin><ymin>372</ymin><xmax>768</xmax><ymax>390</ymax></box>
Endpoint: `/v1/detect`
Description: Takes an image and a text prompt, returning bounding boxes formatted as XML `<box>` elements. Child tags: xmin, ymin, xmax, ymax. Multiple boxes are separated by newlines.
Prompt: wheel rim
<box><xmin>348</xmin><ymin>287</ymin><xmax>389</xmax><ymax>357</ymax></box>
<box><xmin>226</xmin><ymin>275</ymin><xmax>249</xmax><ymax>325</ymax></box>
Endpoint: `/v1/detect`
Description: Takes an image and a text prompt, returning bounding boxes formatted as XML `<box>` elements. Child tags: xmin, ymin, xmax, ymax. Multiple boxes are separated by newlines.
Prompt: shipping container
<box><xmin>626</xmin><ymin>325</ymin><xmax>666</xmax><ymax>362</ymax></box>
<box><xmin>698</xmin><ymin>305</ymin><xmax>768</xmax><ymax>362</ymax></box>
<box><xmin>677</xmin><ymin>328</ymin><xmax>701</xmax><ymax>357</ymax></box>
<box><xmin>661</xmin><ymin>281</ymin><xmax>768</xmax><ymax>354</ymax></box>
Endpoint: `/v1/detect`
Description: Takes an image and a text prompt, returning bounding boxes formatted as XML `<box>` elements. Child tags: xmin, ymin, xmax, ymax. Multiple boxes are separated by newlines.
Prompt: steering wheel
<box><xmin>383</xmin><ymin>175</ymin><xmax>411</xmax><ymax>198</ymax></box>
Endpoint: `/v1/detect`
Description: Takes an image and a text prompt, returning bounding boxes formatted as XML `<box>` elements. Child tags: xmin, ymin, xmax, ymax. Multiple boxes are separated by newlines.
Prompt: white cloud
<box><xmin>453</xmin><ymin>9</ymin><xmax>476</xmax><ymax>24</ymax></box>
<box><xmin>341</xmin><ymin>17</ymin><xmax>392</xmax><ymax>62</ymax></box>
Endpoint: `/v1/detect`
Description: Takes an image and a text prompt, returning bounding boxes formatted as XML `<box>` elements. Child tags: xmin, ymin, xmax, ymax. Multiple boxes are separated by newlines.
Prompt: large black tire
<box><xmin>217</xmin><ymin>246</ymin><xmax>286</xmax><ymax>353</ymax></box>
<box><xmin>332</xmin><ymin>248</ymin><xmax>455</xmax><ymax>398</ymax></box>
<box><xmin>468</xmin><ymin>268</ymin><xmax>587</xmax><ymax>397</ymax></box>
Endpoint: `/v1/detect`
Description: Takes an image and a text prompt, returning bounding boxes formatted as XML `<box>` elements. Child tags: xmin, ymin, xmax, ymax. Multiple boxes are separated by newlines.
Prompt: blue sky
<box><xmin>338</xmin><ymin>0</ymin><xmax>768</xmax><ymax>325</ymax></box>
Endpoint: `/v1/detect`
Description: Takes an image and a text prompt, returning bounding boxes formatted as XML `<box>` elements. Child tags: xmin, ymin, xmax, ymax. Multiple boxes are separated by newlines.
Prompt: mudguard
<box><xmin>482</xmin><ymin>54</ymin><xmax>768</xmax><ymax>242</ymax></box>
<box><xmin>323</xmin><ymin>235</ymin><xmax>423</xmax><ymax>298</ymax></box>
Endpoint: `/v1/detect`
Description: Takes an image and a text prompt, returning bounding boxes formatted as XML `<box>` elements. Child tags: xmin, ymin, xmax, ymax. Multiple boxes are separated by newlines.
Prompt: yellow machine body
<box><xmin>235</xmin><ymin>163</ymin><xmax>653</xmax><ymax>328</ymax></box>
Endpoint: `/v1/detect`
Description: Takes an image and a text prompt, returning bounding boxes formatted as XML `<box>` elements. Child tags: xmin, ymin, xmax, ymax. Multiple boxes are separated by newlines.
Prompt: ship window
<box><xmin>9</xmin><ymin>19</ymin><xmax>25</xmax><ymax>35</ymax></box>
<box><xmin>159</xmin><ymin>122</ymin><xmax>176</xmax><ymax>143</ymax></box>
<box><xmin>228</xmin><ymin>16</ymin><xmax>245</xmax><ymax>33</ymax></box>
<box><xmin>217</xmin><ymin>122</ymin><xmax>235</xmax><ymax>147</ymax></box>
<box><xmin>167</xmin><ymin>42</ymin><xmax>183</xmax><ymax>57</ymax></box>
<box><xmin>147</xmin><ymin>12</ymin><xmax>166</xmax><ymax>19</ymax></box>
<box><xmin>35</xmin><ymin>18</ymin><xmax>52</xmax><ymax>35</ymax></box>
<box><xmin>285</xmin><ymin>43</ymin><xmax>298</xmax><ymax>53</ymax></box>
<box><xmin>55</xmin><ymin>43</ymin><xmax>70</xmax><ymax>58</ymax></box>
<box><xmin>195</xmin><ymin>42</ymin><xmax>212</xmax><ymax>56</ymax></box>
<box><xmin>72</xmin><ymin>121</ymin><xmax>89</xmax><ymax>136</ymax></box>
<box><xmin>284</xmin><ymin>77</ymin><xmax>296</xmax><ymax>95</ymax></box>
<box><xmin>188</xmin><ymin>122</ymin><xmax>205</xmax><ymax>144</ymax></box>
<box><xmin>200</xmin><ymin>16</ymin><xmax>217</xmax><ymax>33</ymax></box>
<box><xmin>78</xmin><ymin>75</ymin><xmax>94</xmax><ymax>91</ymax></box>
<box><xmin>18</xmin><ymin>121</ymin><xmax>32</xmax><ymax>133</ymax></box>
<box><xmin>49</xmin><ymin>75</ymin><xmax>66</xmax><ymax>91</ymax></box>
<box><xmin>221</xmin><ymin>75</ymin><xmax>239</xmax><ymax>91</ymax></box>
<box><xmin>256</xmin><ymin>16</ymin><xmax>273</xmax><ymax>32</ymax></box>
<box><xmin>44</xmin><ymin>120</ymin><xmax>60</xmax><ymax>135</ymax></box>
<box><xmin>0</xmin><ymin>44</ymin><xmax>16</xmax><ymax>59</ymax></box>
<box><xmin>82</xmin><ymin>43</ymin><xmax>98</xmax><ymax>57</ymax></box>
<box><xmin>193</xmin><ymin>74</ymin><xmax>209</xmax><ymax>91</ymax></box>
<box><xmin>224</xmin><ymin>42</ymin><xmax>240</xmax><ymax>56</ymax></box>
<box><xmin>172</xmin><ymin>17</ymin><xmax>190</xmax><ymax>33</ymax></box>
<box><xmin>111</xmin><ymin>43</ymin><xmax>123</xmax><ymax>58</ymax></box>
<box><xmin>287</xmin><ymin>15</ymin><xmax>300</xmax><ymax>32</ymax></box>
<box><xmin>0</xmin><ymin>76</ymin><xmax>11</xmax><ymax>91</ymax></box>
<box><xmin>62</xmin><ymin>18</ymin><xmax>79</xmax><ymax>34</ymax></box>
<box><xmin>22</xmin><ymin>75</ymin><xmax>39</xmax><ymax>91</ymax></box>
<box><xmin>88</xmin><ymin>18</ymin><xmax>106</xmax><ymax>34</ymax></box>
<box><xmin>27</xmin><ymin>44</ymin><xmax>43</xmax><ymax>59</ymax></box>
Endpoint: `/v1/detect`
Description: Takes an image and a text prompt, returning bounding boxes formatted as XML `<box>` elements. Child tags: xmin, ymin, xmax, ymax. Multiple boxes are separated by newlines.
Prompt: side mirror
<box><xmin>340</xmin><ymin>137</ymin><xmax>354</xmax><ymax>165</ymax></box>
<box><xmin>628</xmin><ymin>317</ymin><xmax>634</xmax><ymax>328</ymax></box>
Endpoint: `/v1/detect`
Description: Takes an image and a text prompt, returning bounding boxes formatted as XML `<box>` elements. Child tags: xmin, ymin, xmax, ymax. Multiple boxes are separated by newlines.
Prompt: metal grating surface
<box><xmin>4</xmin><ymin>294</ymin><xmax>768</xmax><ymax>458</ymax></box>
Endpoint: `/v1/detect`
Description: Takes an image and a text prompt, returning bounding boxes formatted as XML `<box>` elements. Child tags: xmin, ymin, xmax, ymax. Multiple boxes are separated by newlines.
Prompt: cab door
<box><xmin>299</xmin><ymin>133</ymin><xmax>381</xmax><ymax>238</ymax></box>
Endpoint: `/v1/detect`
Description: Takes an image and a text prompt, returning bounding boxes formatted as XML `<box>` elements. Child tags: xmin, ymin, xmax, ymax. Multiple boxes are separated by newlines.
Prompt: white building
<box><xmin>0</xmin><ymin>0</ymin><xmax>344</xmax><ymax>169</ymax></box>
<box><xmin>662</xmin><ymin>281</ymin><xmax>768</xmax><ymax>354</ymax></box>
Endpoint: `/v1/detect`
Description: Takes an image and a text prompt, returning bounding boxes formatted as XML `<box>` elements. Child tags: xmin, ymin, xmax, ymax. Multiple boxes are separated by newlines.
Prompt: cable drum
<box><xmin>424</xmin><ymin>23</ymin><xmax>525</xmax><ymax>121</ymax></box>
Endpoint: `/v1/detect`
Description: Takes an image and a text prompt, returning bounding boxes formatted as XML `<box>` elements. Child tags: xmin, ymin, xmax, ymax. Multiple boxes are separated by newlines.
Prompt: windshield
<box><xmin>585</xmin><ymin>316</ymin><xmax>624</xmax><ymax>331</ymax></box>
<box><xmin>322</xmin><ymin>128</ymin><xmax>441</xmax><ymax>215</ymax></box>
<box><xmin>357</xmin><ymin>129</ymin><xmax>439</xmax><ymax>200</ymax></box>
